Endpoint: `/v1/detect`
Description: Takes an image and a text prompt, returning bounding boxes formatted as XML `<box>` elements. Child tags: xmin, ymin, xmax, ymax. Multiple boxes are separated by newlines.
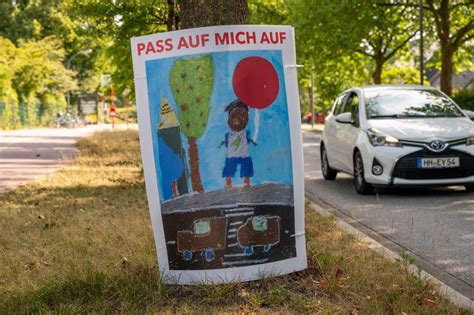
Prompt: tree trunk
<box><xmin>440</xmin><ymin>43</ymin><xmax>453</xmax><ymax>96</ymax></box>
<box><xmin>177</xmin><ymin>1</ymin><xmax>248</xmax><ymax>193</ymax></box>
<box><xmin>438</xmin><ymin>0</ymin><xmax>453</xmax><ymax>96</ymax></box>
<box><xmin>187</xmin><ymin>136</ymin><xmax>204</xmax><ymax>192</ymax></box>
<box><xmin>178</xmin><ymin>0</ymin><xmax>248</xmax><ymax>29</ymax></box>
<box><xmin>167</xmin><ymin>0</ymin><xmax>179</xmax><ymax>31</ymax></box>
<box><xmin>372</xmin><ymin>56</ymin><xmax>384</xmax><ymax>84</ymax></box>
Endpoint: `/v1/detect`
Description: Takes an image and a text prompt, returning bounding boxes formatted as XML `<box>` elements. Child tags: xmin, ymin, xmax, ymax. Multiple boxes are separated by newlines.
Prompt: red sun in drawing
<box><xmin>232</xmin><ymin>56</ymin><xmax>279</xmax><ymax>109</ymax></box>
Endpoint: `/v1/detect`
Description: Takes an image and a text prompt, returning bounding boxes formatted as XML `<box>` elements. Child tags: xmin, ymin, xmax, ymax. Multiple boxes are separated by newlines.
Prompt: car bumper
<box><xmin>360</xmin><ymin>144</ymin><xmax>474</xmax><ymax>186</ymax></box>
<box><xmin>392</xmin><ymin>176</ymin><xmax>474</xmax><ymax>186</ymax></box>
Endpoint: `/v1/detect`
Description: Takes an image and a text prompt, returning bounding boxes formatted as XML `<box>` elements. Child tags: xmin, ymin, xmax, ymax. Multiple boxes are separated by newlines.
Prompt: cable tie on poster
<box><xmin>290</xmin><ymin>231</ymin><xmax>305</xmax><ymax>238</ymax></box>
<box><xmin>284</xmin><ymin>64</ymin><xmax>304</xmax><ymax>69</ymax></box>
<box><xmin>133</xmin><ymin>76</ymin><xmax>147</xmax><ymax>81</ymax></box>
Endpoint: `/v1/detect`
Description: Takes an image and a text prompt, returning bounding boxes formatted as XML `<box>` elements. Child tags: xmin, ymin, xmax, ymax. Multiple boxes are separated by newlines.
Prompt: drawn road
<box><xmin>162</xmin><ymin>184</ymin><xmax>296</xmax><ymax>270</ymax></box>
<box><xmin>302</xmin><ymin>129</ymin><xmax>474</xmax><ymax>301</ymax></box>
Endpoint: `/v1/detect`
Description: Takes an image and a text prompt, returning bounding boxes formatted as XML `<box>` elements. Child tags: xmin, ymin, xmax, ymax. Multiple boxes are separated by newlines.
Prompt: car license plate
<box><xmin>417</xmin><ymin>157</ymin><xmax>460</xmax><ymax>169</ymax></box>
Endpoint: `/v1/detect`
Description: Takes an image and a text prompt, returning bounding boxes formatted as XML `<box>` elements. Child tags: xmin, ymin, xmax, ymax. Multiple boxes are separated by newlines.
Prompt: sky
<box><xmin>145</xmin><ymin>49</ymin><xmax>293</xmax><ymax>202</ymax></box>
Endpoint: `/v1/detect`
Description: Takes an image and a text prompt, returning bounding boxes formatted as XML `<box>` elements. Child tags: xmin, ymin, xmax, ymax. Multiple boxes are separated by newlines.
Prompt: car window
<box><xmin>343</xmin><ymin>92</ymin><xmax>359</xmax><ymax>118</ymax></box>
<box><xmin>333</xmin><ymin>93</ymin><xmax>348</xmax><ymax>115</ymax></box>
<box><xmin>364</xmin><ymin>89</ymin><xmax>463</xmax><ymax>119</ymax></box>
<box><xmin>252</xmin><ymin>216</ymin><xmax>268</xmax><ymax>232</ymax></box>
<box><xmin>194</xmin><ymin>219</ymin><xmax>211</xmax><ymax>235</ymax></box>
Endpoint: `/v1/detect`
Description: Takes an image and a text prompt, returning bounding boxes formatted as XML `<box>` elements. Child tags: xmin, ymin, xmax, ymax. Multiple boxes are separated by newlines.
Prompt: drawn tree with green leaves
<box><xmin>170</xmin><ymin>54</ymin><xmax>213</xmax><ymax>192</ymax></box>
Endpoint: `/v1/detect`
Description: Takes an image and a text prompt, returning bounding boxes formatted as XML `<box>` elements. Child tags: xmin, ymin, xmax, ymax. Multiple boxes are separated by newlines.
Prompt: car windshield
<box><xmin>364</xmin><ymin>89</ymin><xmax>464</xmax><ymax>119</ymax></box>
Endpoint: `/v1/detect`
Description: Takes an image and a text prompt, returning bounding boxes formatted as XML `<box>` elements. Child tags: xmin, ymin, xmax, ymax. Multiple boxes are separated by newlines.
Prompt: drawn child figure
<box><xmin>220</xmin><ymin>99</ymin><xmax>257</xmax><ymax>190</ymax></box>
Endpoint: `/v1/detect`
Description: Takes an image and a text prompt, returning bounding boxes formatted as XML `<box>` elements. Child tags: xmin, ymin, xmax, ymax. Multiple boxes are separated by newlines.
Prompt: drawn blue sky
<box><xmin>145</xmin><ymin>50</ymin><xmax>293</xmax><ymax>202</ymax></box>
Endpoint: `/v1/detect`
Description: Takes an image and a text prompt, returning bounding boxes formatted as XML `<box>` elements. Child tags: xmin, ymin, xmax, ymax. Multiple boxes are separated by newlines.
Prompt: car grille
<box><xmin>392</xmin><ymin>148</ymin><xmax>474</xmax><ymax>180</ymax></box>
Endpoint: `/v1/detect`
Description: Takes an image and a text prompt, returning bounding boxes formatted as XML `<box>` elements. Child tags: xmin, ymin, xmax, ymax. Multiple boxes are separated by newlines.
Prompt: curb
<box><xmin>307</xmin><ymin>200</ymin><xmax>474</xmax><ymax>312</ymax></box>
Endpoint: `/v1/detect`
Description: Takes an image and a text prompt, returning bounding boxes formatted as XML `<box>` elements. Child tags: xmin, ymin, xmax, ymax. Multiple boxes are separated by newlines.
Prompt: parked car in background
<box><xmin>321</xmin><ymin>85</ymin><xmax>474</xmax><ymax>194</ymax></box>
<box><xmin>302</xmin><ymin>113</ymin><xmax>326</xmax><ymax>124</ymax></box>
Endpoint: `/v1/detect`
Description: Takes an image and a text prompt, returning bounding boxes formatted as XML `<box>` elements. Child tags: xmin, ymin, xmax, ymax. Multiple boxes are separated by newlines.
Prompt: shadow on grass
<box><xmin>1</xmin><ymin>263</ymin><xmax>318</xmax><ymax>313</ymax></box>
<box><xmin>1</xmin><ymin>265</ymin><xmax>164</xmax><ymax>313</ymax></box>
<box><xmin>0</xmin><ymin>172</ymin><xmax>146</xmax><ymax>210</ymax></box>
<box><xmin>0</xmin><ymin>183</ymin><xmax>322</xmax><ymax>313</ymax></box>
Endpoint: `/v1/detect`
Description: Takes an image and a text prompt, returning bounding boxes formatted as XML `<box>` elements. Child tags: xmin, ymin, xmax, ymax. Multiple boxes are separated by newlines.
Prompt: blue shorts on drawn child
<box><xmin>222</xmin><ymin>157</ymin><xmax>254</xmax><ymax>178</ymax></box>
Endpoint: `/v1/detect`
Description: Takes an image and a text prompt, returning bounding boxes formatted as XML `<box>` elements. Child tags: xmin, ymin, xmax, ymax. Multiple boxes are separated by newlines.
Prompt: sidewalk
<box><xmin>0</xmin><ymin>124</ymin><xmax>136</xmax><ymax>194</ymax></box>
<box><xmin>301</xmin><ymin>123</ymin><xmax>324</xmax><ymax>132</ymax></box>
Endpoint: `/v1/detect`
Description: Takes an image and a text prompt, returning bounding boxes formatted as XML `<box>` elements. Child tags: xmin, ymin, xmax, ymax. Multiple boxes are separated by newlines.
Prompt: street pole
<box><xmin>66</xmin><ymin>48</ymin><xmax>93</xmax><ymax>114</ymax></box>
<box><xmin>124</xmin><ymin>87</ymin><xmax>130</xmax><ymax>128</ymax></box>
<box><xmin>111</xmin><ymin>84</ymin><xmax>116</xmax><ymax>129</ymax></box>
<box><xmin>419</xmin><ymin>0</ymin><xmax>424</xmax><ymax>85</ymax></box>
<box><xmin>310</xmin><ymin>68</ymin><xmax>315</xmax><ymax>128</ymax></box>
<box><xmin>66</xmin><ymin>89</ymin><xmax>71</xmax><ymax>115</ymax></box>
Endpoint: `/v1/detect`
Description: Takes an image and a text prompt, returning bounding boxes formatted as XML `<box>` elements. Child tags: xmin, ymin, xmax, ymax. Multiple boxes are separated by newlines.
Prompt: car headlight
<box><xmin>366</xmin><ymin>129</ymin><xmax>402</xmax><ymax>147</ymax></box>
<box><xmin>467</xmin><ymin>132</ymin><xmax>474</xmax><ymax>146</ymax></box>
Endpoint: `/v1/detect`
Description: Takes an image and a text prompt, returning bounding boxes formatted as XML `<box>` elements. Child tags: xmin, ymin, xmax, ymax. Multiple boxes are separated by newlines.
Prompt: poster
<box><xmin>131</xmin><ymin>25</ymin><xmax>306</xmax><ymax>284</ymax></box>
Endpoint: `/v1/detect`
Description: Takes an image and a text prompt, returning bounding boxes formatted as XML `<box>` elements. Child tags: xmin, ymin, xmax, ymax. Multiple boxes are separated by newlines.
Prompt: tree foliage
<box><xmin>1</xmin><ymin>0</ymin><xmax>472</xmax><ymax>128</ymax></box>
<box><xmin>0</xmin><ymin>37</ymin><xmax>17</xmax><ymax>103</ymax></box>
<box><xmin>423</xmin><ymin>0</ymin><xmax>473</xmax><ymax>95</ymax></box>
<box><xmin>13</xmin><ymin>37</ymin><xmax>76</xmax><ymax>105</ymax></box>
<box><xmin>68</xmin><ymin>1</ymin><xmax>171</xmax><ymax>95</ymax></box>
<box><xmin>0</xmin><ymin>0</ymin><xmax>79</xmax><ymax>128</ymax></box>
<box><xmin>285</xmin><ymin>1</ymin><xmax>368</xmax><ymax>112</ymax></box>
<box><xmin>0</xmin><ymin>34</ymin><xmax>76</xmax><ymax>128</ymax></box>
<box><xmin>249</xmin><ymin>0</ymin><xmax>288</xmax><ymax>25</ymax></box>
<box><xmin>0</xmin><ymin>37</ymin><xmax>20</xmax><ymax>129</ymax></box>
<box><xmin>0</xmin><ymin>0</ymin><xmax>74</xmax><ymax>44</ymax></box>
<box><xmin>291</xmin><ymin>0</ymin><xmax>419</xmax><ymax>84</ymax></box>
<box><xmin>375</xmin><ymin>1</ymin><xmax>473</xmax><ymax>96</ymax></box>
<box><xmin>169</xmin><ymin>54</ymin><xmax>214</xmax><ymax>192</ymax></box>
<box><xmin>170</xmin><ymin>55</ymin><xmax>213</xmax><ymax>139</ymax></box>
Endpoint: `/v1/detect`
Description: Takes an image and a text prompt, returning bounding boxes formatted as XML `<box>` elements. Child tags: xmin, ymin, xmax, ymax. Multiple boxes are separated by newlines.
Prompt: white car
<box><xmin>464</xmin><ymin>109</ymin><xmax>474</xmax><ymax>120</ymax></box>
<box><xmin>321</xmin><ymin>85</ymin><xmax>474</xmax><ymax>194</ymax></box>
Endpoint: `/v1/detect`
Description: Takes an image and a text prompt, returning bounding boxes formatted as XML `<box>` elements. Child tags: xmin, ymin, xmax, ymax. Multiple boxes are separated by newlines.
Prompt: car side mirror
<box><xmin>335</xmin><ymin>112</ymin><xmax>353</xmax><ymax>124</ymax></box>
<box><xmin>462</xmin><ymin>110</ymin><xmax>474</xmax><ymax>121</ymax></box>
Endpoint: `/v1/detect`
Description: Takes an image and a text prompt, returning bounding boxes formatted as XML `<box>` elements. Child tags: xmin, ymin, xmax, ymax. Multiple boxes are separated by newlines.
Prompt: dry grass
<box><xmin>0</xmin><ymin>130</ymin><xmax>470</xmax><ymax>314</ymax></box>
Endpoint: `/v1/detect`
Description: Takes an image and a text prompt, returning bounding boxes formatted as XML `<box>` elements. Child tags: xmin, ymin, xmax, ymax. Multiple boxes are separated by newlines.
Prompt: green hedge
<box><xmin>452</xmin><ymin>89</ymin><xmax>474</xmax><ymax>111</ymax></box>
<box><xmin>0</xmin><ymin>101</ymin><xmax>65</xmax><ymax>130</ymax></box>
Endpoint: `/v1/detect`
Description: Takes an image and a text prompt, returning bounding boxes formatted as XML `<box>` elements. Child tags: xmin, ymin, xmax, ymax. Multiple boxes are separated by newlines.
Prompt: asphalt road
<box><xmin>303</xmin><ymin>129</ymin><xmax>474</xmax><ymax>300</ymax></box>
<box><xmin>0</xmin><ymin>125</ymin><xmax>133</xmax><ymax>194</ymax></box>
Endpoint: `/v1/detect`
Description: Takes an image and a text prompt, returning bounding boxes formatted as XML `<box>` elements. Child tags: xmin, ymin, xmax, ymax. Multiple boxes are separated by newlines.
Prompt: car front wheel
<box><xmin>321</xmin><ymin>144</ymin><xmax>337</xmax><ymax>180</ymax></box>
<box><xmin>353</xmin><ymin>151</ymin><xmax>374</xmax><ymax>195</ymax></box>
<box><xmin>465</xmin><ymin>185</ymin><xmax>474</xmax><ymax>192</ymax></box>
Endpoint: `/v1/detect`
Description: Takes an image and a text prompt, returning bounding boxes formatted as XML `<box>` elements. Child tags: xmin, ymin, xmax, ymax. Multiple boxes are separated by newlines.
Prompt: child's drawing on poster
<box><xmin>132</xmin><ymin>25</ymin><xmax>306</xmax><ymax>284</ymax></box>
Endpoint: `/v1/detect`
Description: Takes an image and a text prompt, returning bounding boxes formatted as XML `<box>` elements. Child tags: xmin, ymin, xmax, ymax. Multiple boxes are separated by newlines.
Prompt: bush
<box><xmin>0</xmin><ymin>101</ymin><xmax>65</xmax><ymax>130</ymax></box>
<box><xmin>452</xmin><ymin>89</ymin><xmax>474</xmax><ymax>111</ymax></box>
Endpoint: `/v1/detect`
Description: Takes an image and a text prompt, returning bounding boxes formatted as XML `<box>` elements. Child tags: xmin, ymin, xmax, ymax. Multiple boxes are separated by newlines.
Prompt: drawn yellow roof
<box><xmin>158</xmin><ymin>97</ymin><xmax>179</xmax><ymax>129</ymax></box>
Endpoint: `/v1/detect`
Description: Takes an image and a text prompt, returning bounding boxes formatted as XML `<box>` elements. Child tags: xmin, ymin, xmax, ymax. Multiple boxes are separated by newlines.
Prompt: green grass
<box><xmin>0</xmin><ymin>130</ymin><xmax>470</xmax><ymax>314</ymax></box>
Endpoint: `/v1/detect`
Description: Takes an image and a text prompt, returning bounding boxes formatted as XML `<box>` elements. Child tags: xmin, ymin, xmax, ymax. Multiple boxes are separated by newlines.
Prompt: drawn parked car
<box><xmin>177</xmin><ymin>217</ymin><xmax>228</xmax><ymax>262</ymax></box>
<box><xmin>237</xmin><ymin>215</ymin><xmax>280</xmax><ymax>255</ymax></box>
